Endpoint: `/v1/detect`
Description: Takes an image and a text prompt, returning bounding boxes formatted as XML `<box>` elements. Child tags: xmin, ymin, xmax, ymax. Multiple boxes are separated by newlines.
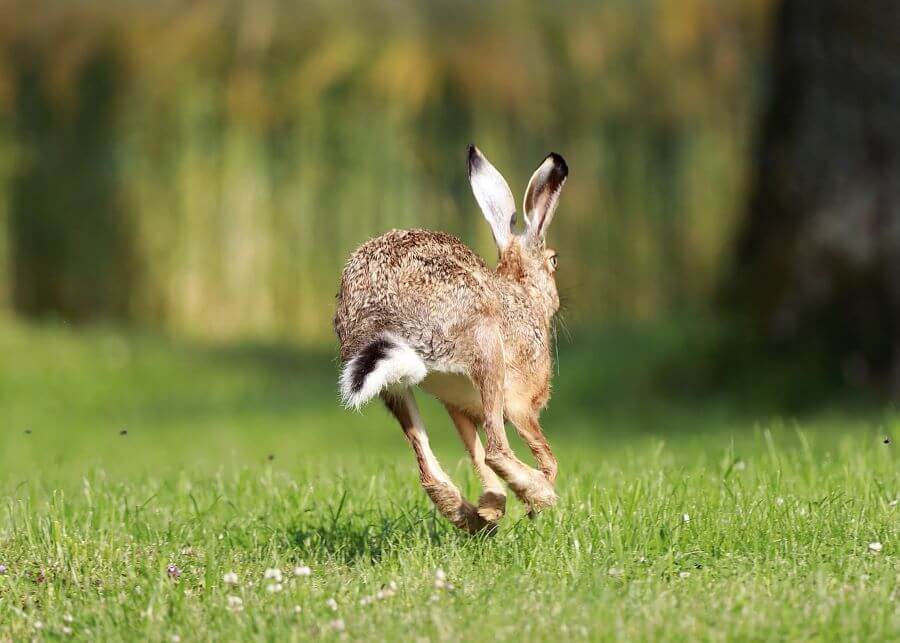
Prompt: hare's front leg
<box><xmin>382</xmin><ymin>389</ymin><xmax>488</xmax><ymax>534</ymax></box>
<box><xmin>445</xmin><ymin>405</ymin><xmax>507</xmax><ymax>523</ymax></box>
<box><xmin>507</xmin><ymin>411</ymin><xmax>558</xmax><ymax>484</ymax></box>
<box><xmin>471</xmin><ymin>324</ymin><xmax>558</xmax><ymax>512</ymax></box>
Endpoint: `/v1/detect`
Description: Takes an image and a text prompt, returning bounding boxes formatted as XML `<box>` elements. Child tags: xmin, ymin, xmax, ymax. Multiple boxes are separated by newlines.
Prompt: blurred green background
<box><xmin>0</xmin><ymin>0</ymin><xmax>772</xmax><ymax>342</ymax></box>
<box><xmin>2</xmin><ymin>6</ymin><xmax>899</xmax><ymax>639</ymax></box>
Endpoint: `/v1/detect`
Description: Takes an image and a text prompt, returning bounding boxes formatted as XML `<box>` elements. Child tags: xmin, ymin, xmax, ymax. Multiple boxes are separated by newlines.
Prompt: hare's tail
<box><xmin>339</xmin><ymin>334</ymin><xmax>427</xmax><ymax>409</ymax></box>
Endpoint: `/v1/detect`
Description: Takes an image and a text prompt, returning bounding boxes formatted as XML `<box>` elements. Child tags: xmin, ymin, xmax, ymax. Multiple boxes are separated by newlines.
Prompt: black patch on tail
<box><xmin>351</xmin><ymin>337</ymin><xmax>393</xmax><ymax>393</ymax></box>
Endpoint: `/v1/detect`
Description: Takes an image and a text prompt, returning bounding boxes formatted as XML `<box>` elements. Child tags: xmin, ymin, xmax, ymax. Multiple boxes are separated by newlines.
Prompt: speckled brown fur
<box><xmin>333</xmin><ymin>146</ymin><xmax>568</xmax><ymax>531</ymax></box>
<box><xmin>335</xmin><ymin>230</ymin><xmax>556</xmax><ymax>395</ymax></box>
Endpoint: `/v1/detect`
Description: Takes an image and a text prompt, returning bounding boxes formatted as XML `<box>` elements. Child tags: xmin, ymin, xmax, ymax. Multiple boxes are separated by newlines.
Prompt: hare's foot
<box><xmin>476</xmin><ymin>490</ymin><xmax>507</xmax><ymax>523</ymax></box>
<box><xmin>423</xmin><ymin>482</ymin><xmax>491</xmax><ymax>534</ymax></box>
<box><xmin>485</xmin><ymin>450</ymin><xmax>558</xmax><ymax>512</ymax></box>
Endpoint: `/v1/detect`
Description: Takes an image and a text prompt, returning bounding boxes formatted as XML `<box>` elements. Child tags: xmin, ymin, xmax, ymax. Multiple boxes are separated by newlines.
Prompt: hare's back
<box><xmin>335</xmin><ymin>229</ymin><xmax>497</xmax><ymax>358</ymax></box>
<box><xmin>341</xmin><ymin>228</ymin><xmax>492</xmax><ymax>294</ymax></box>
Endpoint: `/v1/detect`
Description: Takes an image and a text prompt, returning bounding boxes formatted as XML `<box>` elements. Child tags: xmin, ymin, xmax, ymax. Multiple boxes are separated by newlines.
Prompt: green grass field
<box><xmin>1</xmin><ymin>319</ymin><xmax>897</xmax><ymax>641</ymax></box>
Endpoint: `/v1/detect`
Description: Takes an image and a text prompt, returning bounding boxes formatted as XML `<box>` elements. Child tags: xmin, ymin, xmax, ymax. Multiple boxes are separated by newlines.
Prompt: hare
<box><xmin>333</xmin><ymin>144</ymin><xmax>567</xmax><ymax>533</ymax></box>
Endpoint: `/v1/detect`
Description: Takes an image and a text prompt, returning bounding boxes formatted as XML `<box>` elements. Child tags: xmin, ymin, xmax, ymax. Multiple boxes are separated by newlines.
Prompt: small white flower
<box><xmin>62</xmin><ymin>625</ymin><xmax>73</xmax><ymax>635</ymax></box>
<box><xmin>388</xmin><ymin>580</ymin><xmax>398</xmax><ymax>591</ymax></box>
<box><xmin>607</xmin><ymin>567</ymin><xmax>622</xmax><ymax>577</ymax></box>
<box><xmin>63</xmin><ymin>614</ymin><xmax>74</xmax><ymax>624</ymax></box>
<box><xmin>293</xmin><ymin>605</ymin><xmax>302</xmax><ymax>615</ymax></box>
<box><xmin>223</xmin><ymin>571</ymin><xmax>239</xmax><ymax>585</ymax></box>
<box><xmin>733</xmin><ymin>460</ymin><xmax>746</xmax><ymax>471</ymax></box>
<box><xmin>434</xmin><ymin>569</ymin><xmax>448</xmax><ymax>589</ymax></box>
<box><xmin>679</xmin><ymin>571</ymin><xmax>691</xmax><ymax>579</ymax></box>
<box><xmin>328</xmin><ymin>619</ymin><xmax>345</xmax><ymax>632</ymax></box>
<box><xmin>0</xmin><ymin>564</ymin><xmax>7</xmax><ymax>575</ymax></box>
<box><xmin>34</xmin><ymin>621</ymin><xmax>44</xmax><ymax>630</ymax></box>
<box><xmin>227</xmin><ymin>595</ymin><xmax>244</xmax><ymax>612</ymax></box>
<box><xmin>264</xmin><ymin>568</ymin><xmax>283</xmax><ymax>582</ymax></box>
<box><xmin>325</xmin><ymin>597</ymin><xmax>338</xmax><ymax>611</ymax></box>
<box><xmin>266</xmin><ymin>583</ymin><xmax>283</xmax><ymax>593</ymax></box>
<box><xmin>293</xmin><ymin>566</ymin><xmax>311</xmax><ymax>577</ymax></box>
<box><xmin>171</xmin><ymin>635</ymin><xmax>181</xmax><ymax>643</ymax></box>
<box><xmin>682</xmin><ymin>513</ymin><xmax>691</xmax><ymax>523</ymax></box>
<box><xmin>218</xmin><ymin>534</ymin><xmax>224</xmax><ymax>540</ymax></box>
<box><xmin>775</xmin><ymin>497</ymin><xmax>785</xmax><ymax>506</ymax></box>
<box><xmin>889</xmin><ymin>499</ymin><xmax>898</xmax><ymax>507</ymax></box>
<box><xmin>360</xmin><ymin>596</ymin><xmax>373</xmax><ymax>606</ymax></box>
<box><xmin>868</xmin><ymin>542</ymin><xmax>883</xmax><ymax>553</ymax></box>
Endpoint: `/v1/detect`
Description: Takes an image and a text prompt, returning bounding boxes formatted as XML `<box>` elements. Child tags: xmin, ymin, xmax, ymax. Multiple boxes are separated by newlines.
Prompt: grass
<box><xmin>0</xmin><ymin>318</ymin><xmax>898</xmax><ymax>641</ymax></box>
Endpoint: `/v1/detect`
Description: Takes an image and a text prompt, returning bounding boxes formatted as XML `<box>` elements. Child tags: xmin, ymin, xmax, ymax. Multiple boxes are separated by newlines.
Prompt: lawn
<box><xmin>0</xmin><ymin>319</ymin><xmax>897</xmax><ymax>641</ymax></box>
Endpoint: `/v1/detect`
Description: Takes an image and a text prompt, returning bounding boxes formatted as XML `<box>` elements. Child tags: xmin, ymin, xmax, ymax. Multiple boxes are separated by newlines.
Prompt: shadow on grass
<box><xmin>550</xmin><ymin>316</ymin><xmax>880</xmax><ymax>425</ymax></box>
<box><xmin>189</xmin><ymin>314</ymin><xmax>884</xmax><ymax>443</ymax></box>
<box><xmin>7</xmin><ymin>316</ymin><xmax>882</xmax><ymax>438</ymax></box>
<box><xmin>288</xmin><ymin>493</ymin><xmax>477</xmax><ymax>564</ymax></box>
<box><xmin>201</xmin><ymin>315</ymin><xmax>877</xmax><ymax>423</ymax></box>
<box><xmin>208</xmin><ymin>340</ymin><xmax>339</xmax><ymax>378</ymax></box>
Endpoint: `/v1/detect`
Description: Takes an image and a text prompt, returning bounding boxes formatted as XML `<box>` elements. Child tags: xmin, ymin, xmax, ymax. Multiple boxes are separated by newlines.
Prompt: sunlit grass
<box><xmin>1</xmin><ymin>320</ymin><xmax>897</xmax><ymax>640</ymax></box>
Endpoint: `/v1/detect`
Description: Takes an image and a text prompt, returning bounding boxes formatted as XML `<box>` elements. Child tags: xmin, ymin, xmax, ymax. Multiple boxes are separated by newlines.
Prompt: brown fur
<box><xmin>334</xmin><ymin>147</ymin><xmax>567</xmax><ymax>531</ymax></box>
<box><xmin>335</xmin><ymin>229</ymin><xmax>556</xmax><ymax>398</ymax></box>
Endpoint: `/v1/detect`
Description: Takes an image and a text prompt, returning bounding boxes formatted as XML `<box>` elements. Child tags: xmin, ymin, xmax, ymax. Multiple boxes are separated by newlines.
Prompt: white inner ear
<box><xmin>524</xmin><ymin>154</ymin><xmax>567</xmax><ymax>239</ymax></box>
<box><xmin>468</xmin><ymin>147</ymin><xmax>516</xmax><ymax>248</ymax></box>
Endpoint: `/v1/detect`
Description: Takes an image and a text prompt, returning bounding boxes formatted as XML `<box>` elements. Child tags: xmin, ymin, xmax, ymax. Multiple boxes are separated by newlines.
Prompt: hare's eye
<box><xmin>549</xmin><ymin>254</ymin><xmax>558</xmax><ymax>270</ymax></box>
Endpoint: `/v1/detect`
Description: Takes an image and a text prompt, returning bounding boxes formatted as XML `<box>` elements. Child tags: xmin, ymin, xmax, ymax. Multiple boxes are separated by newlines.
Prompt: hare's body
<box><xmin>335</xmin><ymin>229</ymin><xmax>553</xmax><ymax>420</ymax></box>
<box><xmin>334</xmin><ymin>146</ymin><xmax>568</xmax><ymax>533</ymax></box>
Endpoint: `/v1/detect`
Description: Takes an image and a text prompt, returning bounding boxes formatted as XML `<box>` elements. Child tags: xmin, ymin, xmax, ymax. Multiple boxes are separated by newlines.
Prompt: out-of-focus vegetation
<box><xmin>0</xmin><ymin>0</ymin><xmax>773</xmax><ymax>342</ymax></box>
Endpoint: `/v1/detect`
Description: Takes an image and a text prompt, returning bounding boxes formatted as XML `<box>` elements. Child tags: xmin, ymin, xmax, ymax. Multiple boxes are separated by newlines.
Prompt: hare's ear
<box><xmin>524</xmin><ymin>153</ymin><xmax>568</xmax><ymax>240</ymax></box>
<box><xmin>467</xmin><ymin>144</ymin><xmax>516</xmax><ymax>249</ymax></box>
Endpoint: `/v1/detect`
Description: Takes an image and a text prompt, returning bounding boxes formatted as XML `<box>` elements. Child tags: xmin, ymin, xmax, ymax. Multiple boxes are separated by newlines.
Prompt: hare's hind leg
<box><xmin>382</xmin><ymin>389</ymin><xmax>488</xmax><ymax>534</ymax></box>
<box><xmin>445</xmin><ymin>405</ymin><xmax>506</xmax><ymax>523</ymax></box>
<box><xmin>471</xmin><ymin>323</ymin><xmax>558</xmax><ymax>512</ymax></box>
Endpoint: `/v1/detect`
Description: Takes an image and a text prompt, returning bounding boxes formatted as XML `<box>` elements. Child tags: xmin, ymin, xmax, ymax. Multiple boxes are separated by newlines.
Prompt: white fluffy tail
<box><xmin>339</xmin><ymin>334</ymin><xmax>427</xmax><ymax>409</ymax></box>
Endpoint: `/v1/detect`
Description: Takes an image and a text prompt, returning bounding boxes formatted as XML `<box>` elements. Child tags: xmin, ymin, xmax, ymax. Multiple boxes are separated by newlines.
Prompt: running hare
<box><xmin>334</xmin><ymin>145</ymin><xmax>567</xmax><ymax>533</ymax></box>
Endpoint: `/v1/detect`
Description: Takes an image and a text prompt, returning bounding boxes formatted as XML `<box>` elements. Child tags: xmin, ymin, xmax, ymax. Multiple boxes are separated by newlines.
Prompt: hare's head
<box><xmin>467</xmin><ymin>144</ymin><xmax>568</xmax><ymax>319</ymax></box>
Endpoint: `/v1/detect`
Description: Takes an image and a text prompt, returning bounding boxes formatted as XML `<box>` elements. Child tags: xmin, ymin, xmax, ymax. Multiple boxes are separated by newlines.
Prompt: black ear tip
<box><xmin>467</xmin><ymin>143</ymin><xmax>482</xmax><ymax>174</ymax></box>
<box><xmin>547</xmin><ymin>152</ymin><xmax>569</xmax><ymax>177</ymax></box>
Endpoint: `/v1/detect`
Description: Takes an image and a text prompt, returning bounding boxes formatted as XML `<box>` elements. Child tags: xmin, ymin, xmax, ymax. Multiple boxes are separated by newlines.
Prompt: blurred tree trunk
<box><xmin>724</xmin><ymin>0</ymin><xmax>900</xmax><ymax>390</ymax></box>
<box><xmin>10</xmin><ymin>47</ymin><xmax>136</xmax><ymax>322</ymax></box>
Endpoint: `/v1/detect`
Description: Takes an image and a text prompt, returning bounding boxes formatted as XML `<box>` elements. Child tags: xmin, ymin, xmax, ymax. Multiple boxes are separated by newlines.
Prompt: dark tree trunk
<box><xmin>725</xmin><ymin>0</ymin><xmax>900</xmax><ymax>390</ymax></box>
<box><xmin>10</xmin><ymin>46</ymin><xmax>136</xmax><ymax>322</ymax></box>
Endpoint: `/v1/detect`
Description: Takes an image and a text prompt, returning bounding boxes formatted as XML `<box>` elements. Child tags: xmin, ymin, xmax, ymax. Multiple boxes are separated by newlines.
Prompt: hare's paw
<box><xmin>425</xmin><ymin>482</ymin><xmax>492</xmax><ymax>534</ymax></box>
<box><xmin>525</xmin><ymin>482</ymin><xmax>558</xmax><ymax>513</ymax></box>
<box><xmin>476</xmin><ymin>490</ymin><xmax>507</xmax><ymax>523</ymax></box>
<box><xmin>517</xmin><ymin>471</ymin><xmax>558</xmax><ymax>514</ymax></box>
